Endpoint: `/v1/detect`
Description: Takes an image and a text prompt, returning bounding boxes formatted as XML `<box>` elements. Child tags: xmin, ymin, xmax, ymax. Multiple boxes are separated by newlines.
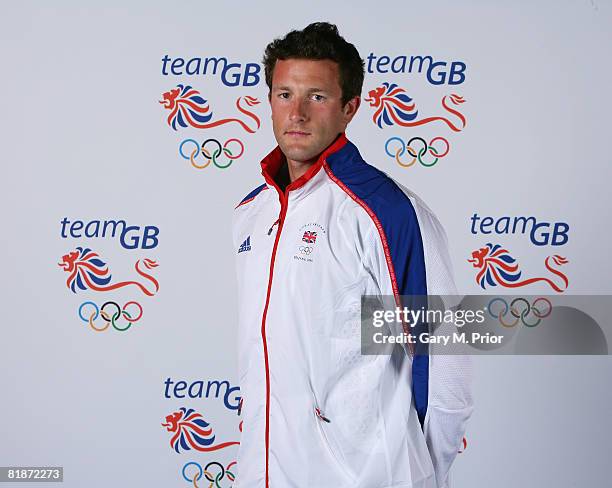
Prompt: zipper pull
<box><xmin>267</xmin><ymin>218</ymin><xmax>280</xmax><ymax>236</ymax></box>
<box><xmin>315</xmin><ymin>407</ymin><xmax>331</xmax><ymax>423</ymax></box>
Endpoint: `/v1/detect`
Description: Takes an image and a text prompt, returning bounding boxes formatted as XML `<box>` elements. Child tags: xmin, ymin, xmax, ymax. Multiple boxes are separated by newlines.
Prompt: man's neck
<box><xmin>286</xmin><ymin>157</ymin><xmax>317</xmax><ymax>183</ymax></box>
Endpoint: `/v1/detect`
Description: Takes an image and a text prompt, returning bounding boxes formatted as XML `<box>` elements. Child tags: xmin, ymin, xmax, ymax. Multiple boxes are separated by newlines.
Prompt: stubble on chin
<box><xmin>276</xmin><ymin>134</ymin><xmax>314</xmax><ymax>162</ymax></box>
<box><xmin>280</xmin><ymin>146</ymin><xmax>317</xmax><ymax>165</ymax></box>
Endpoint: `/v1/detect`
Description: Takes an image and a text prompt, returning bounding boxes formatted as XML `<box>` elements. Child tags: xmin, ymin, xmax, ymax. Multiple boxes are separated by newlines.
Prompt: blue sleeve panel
<box><xmin>237</xmin><ymin>183</ymin><xmax>267</xmax><ymax>207</ymax></box>
<box><xmin>326</xmin><ymin>141</ymin><xmax>430</xmax><ymax>427</ymax></box>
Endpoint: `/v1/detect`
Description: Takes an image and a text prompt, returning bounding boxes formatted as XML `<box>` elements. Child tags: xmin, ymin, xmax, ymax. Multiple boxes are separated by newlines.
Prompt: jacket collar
<box><xmin>260</xmin><ymin>133</ymin><xmax>348</xmax><ymax>197</ymax></box>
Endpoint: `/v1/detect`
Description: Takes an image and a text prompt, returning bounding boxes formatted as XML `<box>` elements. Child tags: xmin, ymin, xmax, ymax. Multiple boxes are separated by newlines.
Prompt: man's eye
<box><xmin>278</xmin><ymin>92</ymin><xmax>290</xmax><ymax>99</ymax></box>
<box><xmin>311</xmin><ymin>94</ymin><xmax>325</xmax><ymax>101</ymax></box>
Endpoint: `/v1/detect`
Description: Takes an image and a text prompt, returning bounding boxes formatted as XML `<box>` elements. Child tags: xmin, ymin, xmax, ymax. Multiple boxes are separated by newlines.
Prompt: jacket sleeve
<box><xmin>409</xmin><ymin>193</ymin><xmax>474</xmax><ymax>488</ymax></box>
<box><xmin>361</xmin><ymin>184</ymin><xmax>473</xmax><ymax>488</ymax></box>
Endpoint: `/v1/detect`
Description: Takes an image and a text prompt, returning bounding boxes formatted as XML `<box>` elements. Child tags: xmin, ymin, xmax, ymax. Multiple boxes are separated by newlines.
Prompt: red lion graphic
<box><xmin>159</xmin><ymin>84</ymin><xmax>261</xmax><ymax>133</ymax></box>
<box><xmin>162</xmin><ymin>408</ymin><xmax>239</xmax><ymax>454</ymax></box>
<box><xmin>365</xmin><ymin>82</ymin><xmax>466</xmax><ymax>132</ymax></box>
<box><xmin>58</xmin><ymin>247</ymin><xmax>159</xmax><ymax>296</ymax></box>
<box><xmin>468</xmin><ymin>243</ymin><xmax>568</xmax><ymax>293</ymax></box>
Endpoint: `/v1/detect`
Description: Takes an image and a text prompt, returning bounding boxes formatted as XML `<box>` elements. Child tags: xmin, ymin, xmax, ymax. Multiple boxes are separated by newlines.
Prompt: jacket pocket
<box><xmin>312</xmin><ymin>403</ymin><xmax>357</xmax><ymax>483</ymax></box>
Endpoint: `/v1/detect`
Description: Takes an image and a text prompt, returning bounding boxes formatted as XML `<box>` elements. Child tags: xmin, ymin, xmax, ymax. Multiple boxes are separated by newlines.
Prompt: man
<box><xmin>232</xmin><ymin>22</ymin><xmax>472</xmax><ymax>488</ymax></box>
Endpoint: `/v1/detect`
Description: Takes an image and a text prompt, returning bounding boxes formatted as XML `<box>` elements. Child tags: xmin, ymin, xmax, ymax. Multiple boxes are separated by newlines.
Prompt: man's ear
<box><xmin>343</xmin><ymin>96</ymin><xmax>361</xmax><ymax>124</ymax></box>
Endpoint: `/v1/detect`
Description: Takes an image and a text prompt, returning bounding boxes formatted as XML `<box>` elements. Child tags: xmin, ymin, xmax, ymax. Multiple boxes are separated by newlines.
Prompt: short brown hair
<box><xmin>263</xmin><ymin>22</ymin><xmax>365</xmax><ymax>106</ymax></box>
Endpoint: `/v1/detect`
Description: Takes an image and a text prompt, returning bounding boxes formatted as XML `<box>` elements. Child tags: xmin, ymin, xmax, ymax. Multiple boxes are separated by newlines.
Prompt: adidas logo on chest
<box><xmin>238</xmin><ymin>236</ymin><xmax>251</xmax><ymax>253</ymax></box>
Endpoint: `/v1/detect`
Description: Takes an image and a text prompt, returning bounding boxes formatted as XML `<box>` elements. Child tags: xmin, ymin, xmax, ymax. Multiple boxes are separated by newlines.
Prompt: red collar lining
<box><xmin>261</xmin><ymin>133</ymin><xmax>348</xmax><ymax>195</ymax></box>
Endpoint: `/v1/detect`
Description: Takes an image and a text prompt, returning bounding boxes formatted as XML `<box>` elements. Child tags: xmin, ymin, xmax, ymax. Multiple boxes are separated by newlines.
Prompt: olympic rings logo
<box><xmin>299</xmin><ymin>246</ymin><xmax>313</xmax><ymax>255</ymax></box>
<box><xmin>179</xmin><ymin>138</ymin><xmax>244</xmax><ymax>170</ymax></box>
<box><xmin>384</xmin><ymin>136</ymin><xmax>450</xmax><ymax>168</ymax></box>
<box><xmin>487</xmin><ymin>297</ymin><xmax>552</xmax><ymax>328</ymax></box>
<box><xmin>78</xmin><ymin>301</ymin><xmax>143</xmax><ymax>332</ymax></box>
<box><xmin>182</xmin><ymin>461</ymin><xmax>236</xmax><ymax>487</ymax></box>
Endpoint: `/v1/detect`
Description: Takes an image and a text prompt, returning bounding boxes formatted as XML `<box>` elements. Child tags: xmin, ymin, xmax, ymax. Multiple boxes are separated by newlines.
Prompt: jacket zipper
<box><xmin>260</xmin><ymin>192</ymin><xmax>288</xmax><ymax>488</ymax></box>
<box><xmin>267</xmin><ymin>218</ymin><xmax>280</xmax><ymax>236</ymax></box>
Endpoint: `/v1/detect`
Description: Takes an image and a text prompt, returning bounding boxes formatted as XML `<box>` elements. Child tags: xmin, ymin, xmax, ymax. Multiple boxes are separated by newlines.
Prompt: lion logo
<box><xmin>58</xmin><ymin>247</ymin><xmax>159</xmax><ymax>296</ymax></box>
<box><xmin>159</xmin><ymin>84</ymin><xmax>261</xmax><ymax>133</ymax></box>
<box><xmin>162</xmin><ymin>408</ymin><xmax>239</xmax><ymax>454</ymax></box>
<box><xmin>364</xmin><ymin>82</ymin><xmax>466</xmax><ymax>131</ymax></box>
<box><xmin>468</xmin><ymin>243</ymin><xmax>568</xmax><ymax>293</ymax></box>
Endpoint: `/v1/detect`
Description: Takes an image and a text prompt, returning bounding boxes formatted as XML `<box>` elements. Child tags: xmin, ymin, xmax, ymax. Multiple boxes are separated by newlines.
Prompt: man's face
<box><xmin>270</xmin><ymin>59</ymin><xmax>360</xmax><ymax>164</ymax></box>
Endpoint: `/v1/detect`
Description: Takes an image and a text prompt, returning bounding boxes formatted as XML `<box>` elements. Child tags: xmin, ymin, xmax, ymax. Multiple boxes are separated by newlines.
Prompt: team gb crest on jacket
<box><xmin>294</xmin><ymin>223</ymin><xmax>326</xmax><ymax>263</ymax></box>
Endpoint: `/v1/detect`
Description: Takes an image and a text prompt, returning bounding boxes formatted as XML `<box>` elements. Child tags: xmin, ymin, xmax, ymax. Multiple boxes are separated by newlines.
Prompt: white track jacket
<box><xmin>232</xmin><ymin>134</ymin><xmax>473</xmax><ymax>488</ymax></box>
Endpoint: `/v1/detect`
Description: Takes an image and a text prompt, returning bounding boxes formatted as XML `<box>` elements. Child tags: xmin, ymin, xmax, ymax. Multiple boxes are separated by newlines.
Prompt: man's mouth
<box><xmin>285</xmin><ymin>130</ymin><xmax>310</xmax><ymax>137</ymax></box>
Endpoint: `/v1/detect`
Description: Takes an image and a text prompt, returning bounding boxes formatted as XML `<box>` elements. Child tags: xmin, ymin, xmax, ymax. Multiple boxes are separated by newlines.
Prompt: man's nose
<box><xmin>289</xmin><ymin>98</ymin><xmax>308</xmax><ymax>122</ymax></box>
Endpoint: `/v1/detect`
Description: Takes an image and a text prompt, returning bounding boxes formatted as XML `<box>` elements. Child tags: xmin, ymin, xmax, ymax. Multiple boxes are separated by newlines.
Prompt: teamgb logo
<box><xmin>58</xmin><ymin>217</ymin><xmax>160</xmax><ymax>332</ymax></box>
<box><xmin>468</xmin><ymin>243</ymin><xmax>569</xmax><ymax>293</ymax></box>
<box><xmin>365</xmin><ymin>82</ymin><xmax>466</xmax><ymax>131</ymax></box>
<box><xmin>161</xmin><ymin>378</ymin><xmax>242</xmax><ymax>485</ymax></box>
<box><xmin>467</xmin><ymin>214</ymin><xmax>570</xmax><ymax>293</ymax></box>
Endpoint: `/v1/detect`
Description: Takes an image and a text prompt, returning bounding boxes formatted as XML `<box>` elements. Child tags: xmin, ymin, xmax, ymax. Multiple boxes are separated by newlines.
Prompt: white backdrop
<box><xmin>1</xmin><ymin>1</ymin><xmax>611</xmax><ymax>487</ymax></box>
